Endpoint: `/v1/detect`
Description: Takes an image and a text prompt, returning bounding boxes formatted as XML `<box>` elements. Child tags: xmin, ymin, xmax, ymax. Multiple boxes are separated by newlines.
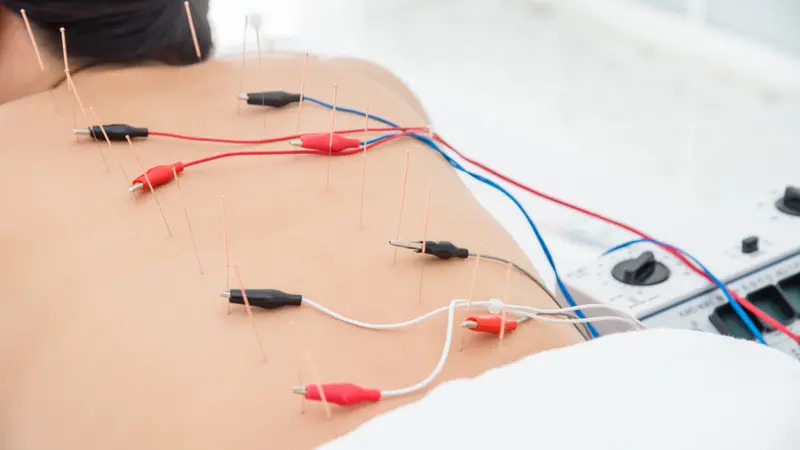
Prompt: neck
<box><xmin>0</xmin><ymin>9</ymin><xmax>64</xmax><ymax>104</ymax></box>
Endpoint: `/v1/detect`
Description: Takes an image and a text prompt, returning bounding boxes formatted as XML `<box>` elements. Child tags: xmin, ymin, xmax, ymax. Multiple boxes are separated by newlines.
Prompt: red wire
<box><xmin>185</xmin><ymin>149</ymin><xmax>316</xmax><ymax>166</ymax></box>
<box><xmin>150</xmin><ymin>126</ymin><xmax>421</xmax><ymax>145</ymax></box>
<box><xmin>433</xmin><ymin>134</ymin><xmax>800</xmax><ymax>343</ymax></box>
<box><xmin>151</xmin><ymin>124</ymin><xmax>797</xmax><ymax>342</ymax></box>
<box><xmin>183</xmin><ymin>131</ymin><xmax>418</xmax><ymax>167</ymax></box>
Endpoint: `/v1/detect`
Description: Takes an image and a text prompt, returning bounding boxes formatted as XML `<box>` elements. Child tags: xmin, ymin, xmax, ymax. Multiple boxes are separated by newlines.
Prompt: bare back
<box><xmin>0</xmin><ymin>55</ymin><xmax>583</xmax><ymax>449</ymax></box>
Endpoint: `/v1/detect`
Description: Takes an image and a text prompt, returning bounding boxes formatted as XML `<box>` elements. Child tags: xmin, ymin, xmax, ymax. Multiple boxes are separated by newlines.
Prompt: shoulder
<box><xmin>325</xmin><ymin>56</ymin><xmax>428</xmax><ymax>121</ymax></box>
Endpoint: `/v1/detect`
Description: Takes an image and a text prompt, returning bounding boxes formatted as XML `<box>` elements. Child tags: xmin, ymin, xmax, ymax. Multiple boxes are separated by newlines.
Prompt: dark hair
<box><xmin>4</xmin><ymin>0</ymin><xmax>212</xmax><ymax>65</ymax></box>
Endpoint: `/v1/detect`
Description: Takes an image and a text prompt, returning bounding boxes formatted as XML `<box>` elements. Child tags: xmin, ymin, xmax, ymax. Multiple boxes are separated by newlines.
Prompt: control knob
<box><xmin>611</xmin><ymin>251</ymin><xmax>670</xmax><ymax>286</ymax></box>
<box><xmin>775</xmin><ymin>186</ymin><xmax>800</xmax><ymax>216</ymax></box>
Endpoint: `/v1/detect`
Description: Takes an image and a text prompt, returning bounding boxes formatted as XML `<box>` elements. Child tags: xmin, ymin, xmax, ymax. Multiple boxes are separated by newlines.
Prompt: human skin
<box><xmin>0</xmin><ymin>54</ymin><xmax>583</xmax><ymax>449</ymax></box>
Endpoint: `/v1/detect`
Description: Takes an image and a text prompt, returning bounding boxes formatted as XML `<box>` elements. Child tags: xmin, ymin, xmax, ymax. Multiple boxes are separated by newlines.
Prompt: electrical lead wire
<box><xmin>297</xmin><ymin>298</ymin><xmax>642</xmax><ymax>403</ymax></box>
<box><xmin>302</xmin><ymin>96</ymin><xmax>601</xmax><ymax>338</ymax></box>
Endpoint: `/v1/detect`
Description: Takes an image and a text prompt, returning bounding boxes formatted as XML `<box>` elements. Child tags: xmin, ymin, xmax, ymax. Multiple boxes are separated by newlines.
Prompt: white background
<box><xmin>204</xmin><ymin>0</ymin><xmax>800</xmax><ymax>287</ymax></box>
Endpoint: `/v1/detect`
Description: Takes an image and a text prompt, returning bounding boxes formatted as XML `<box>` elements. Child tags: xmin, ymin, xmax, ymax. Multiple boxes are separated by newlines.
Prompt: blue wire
<box><xmin>363</xmin><ymin>134</ymin><xmax>395</xmax><ymax>146</ymax></box>
<box><xmin>305</xmin><ymin>97</ymin><xmax>435</xmax><ymax>148</ymax></box>
<box><xmin>603</xmin><ymin>239</ymin><xmax>767</xmax><ymax>345</ymax></box>
<box><xmin>305</xmin><ymin>96</ymin><xmax>600</xmax><ymax>338</ymax></box>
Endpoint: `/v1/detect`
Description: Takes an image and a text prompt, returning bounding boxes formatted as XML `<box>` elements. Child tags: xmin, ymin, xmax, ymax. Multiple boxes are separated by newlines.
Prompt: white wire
<box><xmin>302</xmin><ymin>296</ymin><xmax>644</xmax><ymax>332</ymax></box>
<box><xmin>502</xmin><ymin>301</ymin><xmax>647</xmax><ymax>330</ymax></box>
<box><xmin>381</xmin><ymin>299</ymin><xmax>646</xmax><ymax>399</ymax></box>
<box><xmin>504</xmin><ymin>304</ymin><xmax>647</xmax><ymax>330</ymax></box>
<box><xmin>380</xmin><ymin>299</ymin><xmax>461</xmax><ymax>398</ymax></box>
<box><xmin>512</xmin><ymin>309</ymin><xmax>647</xmax><ymax>330</ymax></box>
<box><xmin>300</xmin><ymin>296</ymin><xmax>645</xmax><ymax>399</ymax></box>
<box><xmin>301</xmin><ymin>298</ymin><xmax>491</xmax><ymax>330</ymax></box>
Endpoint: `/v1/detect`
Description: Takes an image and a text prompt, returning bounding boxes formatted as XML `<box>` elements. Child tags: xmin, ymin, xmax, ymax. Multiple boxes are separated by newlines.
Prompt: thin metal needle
<box><xmin>60</xmin><ymin>28</ymin><xmax>78</xmax><ymax>139</ymax></box>
<box><xmin>359</xmin><ymin>107</ymin><xmax>369</xmax><ymax>228</ymax></box>
<box><xmin>126</xmin><ymin>135</ymin><xmax>172</xmax><ymax>237</ymax></box>
<box><xmin>418</xmin><ymin>184</ymin><xmax>432</xmax><ymax>305</ymax></box>
<box><xmin>172</xmin><ymin>167</ymin><xmax>203</xmax><ymax>275</ymax></box>
<box><xmin>305</xmin><ymin>351</ymin><xmax>331</xmax><ymax>419</ymax></box>
<box><xmin>89</xmin><ymin>107</ymin><xmax>129</xmax><ymax>186</ymax></box>
<box><xmin>460</xmin><ymin>255</ymin><xmax>481</xmax><ymax>352</ymax></box>
<box><xmin>232</xmin><ymin>264</ymin><xmax>268</xmax><ymax>363</ymax></box>
<box><xmin>294</xmin><ymin>52</ymin><xmax>309</xmax><ymax>134</ymax></box>
<box><xmin>393</xmin><ymin>150</ymin><xmax>410</xmax><ymax>266</ymax></box>
<box><xmin>184</xmin><ymin>1</ymin><xmax>202</xmax><ymax>60</ymax></box>
<box><xmin>65</xmin><ymin>74</ymin><xmax>108</xmax><ymax>172</ymax></box>
<box><xmin>238</xmin><ymin>16</ymin><xmax>247</xmax><ymax>114</ymax></box>
<box><xmin>221</xmin><ymin>195</ymin><xmax>231</xmax><ymax>314</ymax></box>
<box><xmin>20</xmin><ymin>9</ymin><xmax>44</xmax><ymax>70</ymax></box>
<box><xmin>499</xmin><ymin>263</ymin><xmax>512</xmax><ymax>346</ymax></box>
<box><xmin>326</xmin><ymin>84</ymin><xmax>338</xmax><ymax>190</ymax></box>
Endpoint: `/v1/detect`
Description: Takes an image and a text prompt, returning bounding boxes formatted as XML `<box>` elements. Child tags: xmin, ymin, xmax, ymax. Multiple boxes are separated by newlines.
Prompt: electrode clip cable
<box><xmin>124</xmin><ymin>130</ymin><xmax>423</xmax><ymax>192</ymax></box>
<box><xmin>294</xmin><ymin>93</ymin><xmax>799</xmax><ymax>343</ymax></box>
<box><xmin>289</xmin><ymin>298</ymin><xmax>644</xmax><ymax>406</ymax></box>
<box><xmin>73</xmin><ymin>123</ymin><xmax>422</xmax><ymax>146</ymax></box>
<box><xmin>89</xmin><ymin>91</ymin><xmax>790</xmax><ymax>342</ymax></box>
<box><xmin>390</xmin><ymin>239</ymin><xmax>593</xmax><ymax>340</ymax></box>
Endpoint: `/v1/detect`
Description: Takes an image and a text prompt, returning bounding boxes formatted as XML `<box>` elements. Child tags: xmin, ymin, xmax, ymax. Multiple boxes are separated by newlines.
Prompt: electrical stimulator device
<box><xmin>559</xmin><ymin>186</ymin><xmax>800</xmax><ymax>360</ymax></box>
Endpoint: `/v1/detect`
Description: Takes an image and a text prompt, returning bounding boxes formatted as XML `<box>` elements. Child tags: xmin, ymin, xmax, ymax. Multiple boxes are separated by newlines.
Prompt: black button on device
<box><xmin>710</xmin><ymin>302</ymin><xmax>764</xmax><ymax>340</ymax></box>
<box><xmin>741</xmin><ymin>236</ymin><xmax>759</xmax><ymax>254</ymax></box>
<box><xmin>775</xmin><ymin>185</ymin><xmax>800</xmax><ymax>216</ymax></box>
<box><xmin>746</xmin><ymin>285</ymin><xmax>796</xmax><ymax>328</ymax></box>
<box><xmin>611</xmin><ymin>251</ymin><xmax>670</xmax><ymax>286</ymax></box>
<box><xmin>778</xmin><ymin>273</ymin><xmax>800</xmax><ymax>314</ymax></box>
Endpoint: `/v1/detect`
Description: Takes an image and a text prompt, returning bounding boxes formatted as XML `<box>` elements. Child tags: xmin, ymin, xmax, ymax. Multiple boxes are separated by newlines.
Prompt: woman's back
<box><xmin>0</xmin><ymin>55</ymin><xmax>583</xmax><ymax>449</ymax></box>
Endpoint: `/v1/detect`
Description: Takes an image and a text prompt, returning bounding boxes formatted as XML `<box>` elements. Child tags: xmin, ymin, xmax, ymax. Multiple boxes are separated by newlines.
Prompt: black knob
<box><xmin>611</xmin><ymin>251</ymin><xmax>670</xmax><ymax>286</ymax></box>
<box><xmin>775</xmin><ymin>186</ymin><xmax>800</xmax><ymax>216</ymax></box>
<box><xmin>741</xmin><ymin>236</ymin><xmax>759</xmax><ymax>254</ymax></box>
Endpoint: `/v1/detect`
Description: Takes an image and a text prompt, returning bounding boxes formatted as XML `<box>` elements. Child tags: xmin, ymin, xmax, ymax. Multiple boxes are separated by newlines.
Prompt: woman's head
<box><xmin>0</xmin><ymin>0</ymin><xmax>213</xmax><ymax>103</ymax></box>
<box><xmin>4</xmin><ymin>0</ymin><xmax>212</xmax><ymax>65</ymax></box>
